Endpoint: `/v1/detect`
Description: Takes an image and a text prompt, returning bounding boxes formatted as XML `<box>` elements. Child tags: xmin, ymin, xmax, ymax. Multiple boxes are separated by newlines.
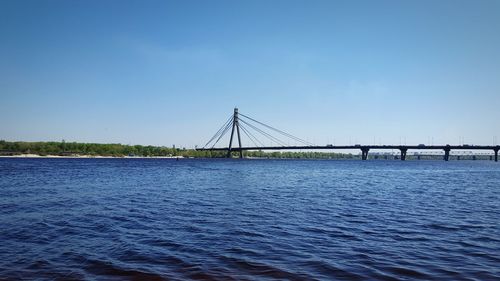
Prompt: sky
<box><xmin>1</xmin><ymin>0</ymin><xmax>499</xmax><ymax>148</ymax></box>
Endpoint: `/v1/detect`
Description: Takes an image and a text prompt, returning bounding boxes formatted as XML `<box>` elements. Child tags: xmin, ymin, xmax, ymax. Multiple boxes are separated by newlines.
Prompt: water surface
<box><xmin>1</xmin><ymin>158</ymin><xmax>499</xmax><ymax>280</ymax></box>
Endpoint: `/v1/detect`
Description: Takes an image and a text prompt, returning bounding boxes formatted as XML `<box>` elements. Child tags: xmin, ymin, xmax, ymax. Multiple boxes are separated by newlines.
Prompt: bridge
<box><xmin>196</xmin><ymin>108</ymin><xmax>499</xmax><ymax>162</ymax></box>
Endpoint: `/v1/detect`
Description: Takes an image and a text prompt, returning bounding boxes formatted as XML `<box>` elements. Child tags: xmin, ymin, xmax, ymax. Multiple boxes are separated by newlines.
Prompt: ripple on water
<box><xmin>1</xmin><ymin>158</ymin><xmax>500</xmax><ymax>280</ymax></box>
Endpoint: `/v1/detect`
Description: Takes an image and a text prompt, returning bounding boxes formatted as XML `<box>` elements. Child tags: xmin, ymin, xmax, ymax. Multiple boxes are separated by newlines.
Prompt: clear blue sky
<box><xmin>1</xmin><ymin>0</ymin><xmax>499</xmax><ymax>147</ymax></box>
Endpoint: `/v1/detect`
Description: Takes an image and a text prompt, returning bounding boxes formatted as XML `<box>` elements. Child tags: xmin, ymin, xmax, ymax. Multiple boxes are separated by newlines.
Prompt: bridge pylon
<box><xmin>227</xmin><ymin>107</ymin><xmax>243</xmax><ymax>158</ymax></box>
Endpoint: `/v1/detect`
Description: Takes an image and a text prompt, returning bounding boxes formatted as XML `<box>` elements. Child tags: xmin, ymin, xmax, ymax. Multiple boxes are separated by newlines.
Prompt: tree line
<box><xmin>0</xmin><ymin>140</ymin><xmax>352</xmax><ymax>159</ymax></box>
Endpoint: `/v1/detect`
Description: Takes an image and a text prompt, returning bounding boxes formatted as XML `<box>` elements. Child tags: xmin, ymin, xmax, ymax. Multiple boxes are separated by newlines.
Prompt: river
<box><xmin>1</xmin><ymin>158</ymin><xmax>499</xmax><ymax>280</ymax></box>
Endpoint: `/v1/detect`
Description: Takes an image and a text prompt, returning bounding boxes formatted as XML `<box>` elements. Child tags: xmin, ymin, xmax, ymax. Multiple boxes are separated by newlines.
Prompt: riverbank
<box><xmin>0</xmin><ymin>154</ymin><xmax>185</xmax><ymax>159</ymax></box>
<box><xmin>0</xmin><ymin>140</ymin><xmax>351</xmax><ymax>159</ymax></box>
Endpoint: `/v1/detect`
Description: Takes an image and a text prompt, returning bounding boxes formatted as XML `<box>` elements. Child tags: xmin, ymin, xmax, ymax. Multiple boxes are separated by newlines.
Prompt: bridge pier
<box><xmin>400</xmin><ymin>148</ymin><xmax>408</xmax><ymax>161</ymax></box>
<box><xmin>361</xmin><ymin>148</ymin><xmax>369</xmax><ymax>160</ymax></box>
<box><xmin>227</xmin><ymin>108</ymin><xmax>244</xmax><ymax>158</ymax></box>
<box><xmin>494</xmin><ymin>148</ymin><xmax>499</xmax><ymax>162</ymax></box>
<box><xmin>444</xmin><ymin>146</ymin><xmax>451</xmax><ymax>161</ymax></box>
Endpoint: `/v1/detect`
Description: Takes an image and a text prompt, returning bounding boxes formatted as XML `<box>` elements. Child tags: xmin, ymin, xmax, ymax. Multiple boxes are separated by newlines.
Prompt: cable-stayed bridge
<box><xmin>196</xmin><ymin>108</ymin><xmax>499</xmax><ymax>161</ymax></box>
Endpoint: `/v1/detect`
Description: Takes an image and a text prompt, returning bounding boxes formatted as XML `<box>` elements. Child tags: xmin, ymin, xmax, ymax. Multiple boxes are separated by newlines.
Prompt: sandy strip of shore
<box><xmin>0</xmin><ymin>154</ymin><xmax>185</xmax><ymax>159</ymax></box>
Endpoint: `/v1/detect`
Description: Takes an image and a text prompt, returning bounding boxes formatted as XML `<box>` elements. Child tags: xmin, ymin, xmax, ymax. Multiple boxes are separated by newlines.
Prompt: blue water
<box><xmin>1</xmin><ymin>158</ymin><xmax>500</xmax><ymax>280</ymax></box>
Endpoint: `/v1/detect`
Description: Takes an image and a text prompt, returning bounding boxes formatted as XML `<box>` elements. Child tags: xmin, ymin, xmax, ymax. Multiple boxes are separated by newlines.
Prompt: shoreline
<box><xmin>0</xmin><ymin>154</ymin><xmax>496</xmax><ymax>161</ymax></box>
<box><xmin>0</xmin><ymin>154</ymin><xmax>186</xmax><ymax>159</ymax></box>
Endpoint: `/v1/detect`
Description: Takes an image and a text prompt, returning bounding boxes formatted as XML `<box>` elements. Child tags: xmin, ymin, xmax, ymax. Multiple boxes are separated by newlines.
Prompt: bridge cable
<box><xmin>239</xmin><ymin>113</ymin><xmax>314</xmax><ymax>146</ymax></box>
<box><xmin>239</xmin><ymin>118</ymin><xmax>286</xmax><ymax>146</ymax></box>
<box><xmin>238</xmin><ymin>124</ymin><xmax>256</xmax><ymax>147</ymax></box>
<box><xmin>240</xmin><ymin>123</ymin><xmax>265</xmax><ymax>147</ymax></box>
<box><xmin>240</xmin><ymin>119</ymin><xmax>288</xmax><ymax>146</ymax></box>
<box><xmin>210</xmin><ymin>115</ymin><xmax>234</xmax><ymax>146</ymax></box>
<box><xmin>203</xmin><ymin>115</ymin><xmax>232</xmax><ymax>148</ymax></box>
<box><xmin>239</xmin><ymin>122</ymin><xmax>265</xmax><ymax>147</ymax></box>
<box><xmin>210</xmin><ymin>117</ymin><xmax>234</xmax><ymax>149</ymax></box>
<box><xmin>240</xmin><ymin>114</ymin><xmax>313</xmax><ymax>146</ymax></box>
<box><xmin>239</xmin><ymin>119</ymin><xmax>288</xmax><ymax>146</ymax></box>
<box><xmin>203</xmin><ymin>115</ymin><xmax>233</xmax><ymax>148</ymax></box>
<box><xmin>239</xmin><ymin>113</ymin><xmax>310</xmax><ymax>145</ymax></box>
<box><xmin>241</xmin><ymin>115</ymin><xmax>304</xmax><ymax>146</ymax></box>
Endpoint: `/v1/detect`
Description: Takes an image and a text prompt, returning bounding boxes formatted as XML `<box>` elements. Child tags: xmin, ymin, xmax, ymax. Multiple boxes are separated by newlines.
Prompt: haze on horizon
<box><xmin>1</xmin><ymin>0</ymin><xmax>499</xmax><ymax>148</ymax></box>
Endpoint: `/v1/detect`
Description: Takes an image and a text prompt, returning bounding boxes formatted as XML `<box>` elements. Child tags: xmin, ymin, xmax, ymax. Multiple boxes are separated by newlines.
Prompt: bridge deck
<box><xmin>196</xmin><ymin>145</ymin><xmax>500</xmax><ymax>151</ymax></box>
<box><xmin>197</xmin><ymin>145</ymin><xmax>500</xmax><ymax>161</ymax></box>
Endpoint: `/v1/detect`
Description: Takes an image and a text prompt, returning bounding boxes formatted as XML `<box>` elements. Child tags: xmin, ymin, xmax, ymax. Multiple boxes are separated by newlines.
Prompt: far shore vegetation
<box><xmin>0</xmin><ymin>140</ymin><xmax>354</xmax><ymax>159</ymax></box>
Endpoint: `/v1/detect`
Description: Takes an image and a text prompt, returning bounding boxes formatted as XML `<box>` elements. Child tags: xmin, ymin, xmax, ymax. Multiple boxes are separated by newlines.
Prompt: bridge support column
<box><xmin>443</xmin><ymin>146</ymin><xmax>451</xmax><ymax>161</ymax></box>
<box><xmin>494</xmin><ymin>148</ymin><xmax>499</xmax><ymax>162</ymax></box>
<box><xmin>227</xmin><ymin>108</ymin><xmax>243</xmax><ymax>158</ymax></box>
<box><xmin>361</xmin><ymin>148</ymin><xmax>369</xmax><ymax>160</ymax></box>
<box><xmin>400</xmin><ymin>148</ymin><xmax>408</xmax><ymax>161</ymax></box>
